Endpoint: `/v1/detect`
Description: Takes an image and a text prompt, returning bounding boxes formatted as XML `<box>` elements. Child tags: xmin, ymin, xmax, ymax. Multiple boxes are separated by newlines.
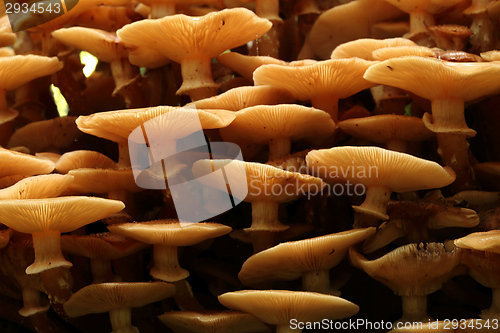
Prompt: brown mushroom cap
<box><xmin>0</xmin><ymin>174</ymin><xmax>74</xmax><ymax>199</ymax></box>
<box><xmin>454</xmin><ymin>231</ymin><xmax>500</xmax><ymax>254</ymax></box>
<box><xmin>64</xmin><ymin>282</ymin><xmax>176</xmax><ymax>317</ymax></box>
<box><xmin>61</xmin><ymin>233</ymin><xmax>149</xmax><ymax>259</ymax></box>
<box><xmin>218</xmin><ymin>290</ymin><xmax>359</xmax><ymax>326</ymax></box>
<box><xmin>67</xmin><ymin>168</ymin><xmax>142</xmax><ymax>193</ymax></box>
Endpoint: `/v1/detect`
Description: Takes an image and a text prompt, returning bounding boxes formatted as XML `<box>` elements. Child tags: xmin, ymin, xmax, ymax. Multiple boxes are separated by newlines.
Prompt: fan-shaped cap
<box><xmin>371</xmin><ymin>45</ymin><xmax>437</xmax><ymax>60</ymax></box>
<box><xmin>330</xmin><ymin>38</ymin><xmax>416</xmax><ymax>60</ymax></box>
<box><xmin>306</xmin><ymin>146</ymin><xmax>455</xmax><ymax>192</ymax></box>
<box><xmin>7</xmin><ymin>117</ymin><xmax>81</xmax><ymax>153</ymax></box>
<box><xmin>216</xmin><ymin>52</ymin><xmax>287</xmax><ymax>81</ymax></box>
<box><xmin>108</xmin><ymin>220</ymin><xmax>232</xmax><ymax>246</ymax></box>
<box><xmin>218</xmin><ymin>290</ymin><xmax>359</xmax><ymax>326</ymax></box>
<box><xmin>455</xmin><ymin>231</ymin><xmax>500</xmax><ymax>254</ymax></box>
<box><xmin>349</xmin><ymin>243</ymin><xmax>463</xmax><ymax>295</ymax></box>
<box><xmin>0</xmin><ymin>148</ymin><xmax>55</xmax><ymax>178</ymax></box>
<box><xmin>64</xmin><ymin>282</ymin><xmax>176</xmax><ymax>317</ymax></box>
<box><xmin>0</xmin><ymin>174</ymin><xmax>74</xmax><ymax>199</ymax></box>
<box><xmin>0</xmin><ymin>55</ymin><xmax>62</xmax><ymax>90</ymax></box>
<box><xmin>383</xmin><ymin>0</ymin><xmax>463</xmax><ymax>15</ymax></box>
<box><xmin>192</xmin><ymin>159</ymin><xmax>325</xmax><ymax>203</ymax></box>
<box><xmin>188</xmin><ymin>86</ymin><xmax>295</xmax><ymax>111</ymax></box>
<box><xmin>239</xmin><ymin>228</ymin><xmax>375</xmax><ymax>287</ymax></box>
<box><xmin>220</xmin><ymin>104</ymin><xmax>336</xmax><ymax>146</ymax></box>
<box><xmin>158</xmin><ymin>311</ymin><xmax>271</xmax><ymax>333</ymax></box>
<box><xmin>52</xmin><ymin>27</ymin><xmax>126</xmax><ymax>63</ymax></box>
<box><xmin>253</xmin><ymin>58</ymin><xmax>375</xmax><ymax>102</ymax></box>
<box><xmin>0</xmin><ymin>197</ymin><xmax>125</xmax><ymax>233</ymax></box>
<box><xmin>116</xmin><ymin>8</ymin><xmax>272</xmax><ymax>63</ymax></box>
<box><xmin>61</xmin><ymin>233</ymin><xmax>149</xmax><ymax>259</ymax></box>
<box><xmin>55</xmin><ymin>150</ymin><xmax>117</xmax><ymax>173</ymax></box>
<box><xmin>67</xmin><ymin>168</ymin><xmax>142</xmax><ymax>193</ymax></box>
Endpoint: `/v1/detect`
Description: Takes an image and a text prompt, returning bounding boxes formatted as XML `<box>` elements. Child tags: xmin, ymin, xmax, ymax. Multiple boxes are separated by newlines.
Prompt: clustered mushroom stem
<box><xmin>118</xmin><ymin>141</ymin><xmax>132</xmax><ymax>169</ymax></box>
<box><xmin>408</xmin><ymin>10</ymin><xmax>436</xmax><ymax>36</ymax></box>
<box><xmin>40</xmin><ymin>266</ymin><xmax>73</xmax><ymax>319</ymax></box>
<box><xmin>251</xmin><ymin>201</ymin><xmax>285</xmax><ymax>231</ymax></box>
<box><xmin>400</xmin><ymin>295</ymin><xmax>430</xmax><ymax>323</ymax></box>
<box><xmin>255</xmin><ymin>0</ymin><xmax>279</xmax><ymax>20</ymax></box>
<box><xmin>109</xmin><ymin>308</ymin><xmax>138</xmax><ymax>333</ymax></box>
<box><xmin>180</xmin><ymin>57</ymin><xmax>218</xmax><ymax>101</ymax></box>
<box><xmin>386</xmin><ymin>139</ymin><xmax>407</xmax><ymax>153</ymax></box>
<box><xmin>30</xmin><ymin>231</ymin><xmax>72</xmax><ymax>275</ymax></box>
<box><xmin>469</xmin><ymin>13</ymin><xmax>499</xmax><ymax>53</ymax></box>
<box><xmin>150</xmin><ymin>2</ymin><xmax>176</xmax><ymax>18</ymax></box>
<box><xmin>311</xmin><ymin>94</ymin><xmax>339</xmax><ymax>121</ymax></box>
<box><xmin>302</xmin><ymin>270</ymin><xmax>339</xmax><ymax>295</ymax></box>
<box><xmin>353</xmin><ymin>185</ymin><xmax>392</xmax><ymax>227</ymax></box>
<box><xmin>110</xmin><ymin>58</ymin><xmax>146</xmax><ymax>109</ymax></box>
<box><xmin>269</xmin><ymin>137</ymin><xmax>292</xmax><ymax>161</ymax></box>
<box><xmin>173</xmin><ymin>279</ymin><xmax>204</xmax><ymax>311</ymax></box>
<box><xmin>482</xmin><ymin>288</ymin><xmax>500</xmax><ymax>319</ymax></box>
<box><xmin>151</xmin><ymin>245</ymin><xmax>188</xmax><ymax>282</ymax></box>
<box><xmin>253</xmin><ymin>0</ymin><xmax>281</xmax><ymax>58</ymax></box>
<box><xmin>90</xmin><ymin>258</ymin><xmax>119</xmax><ymax>284</ymax></box>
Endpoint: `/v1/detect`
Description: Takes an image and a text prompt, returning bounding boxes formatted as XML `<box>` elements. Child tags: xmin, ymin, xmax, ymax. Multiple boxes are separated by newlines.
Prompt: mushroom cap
<box><xmin>116</xmin><ymin>8</ymin><xmax>272</xmax><ymax>63</ymax></box>
<box><xmin>55</xmin><ymin>150</ymin><xmax>117</xmax><ymax>173</ymax></box>
<box><xmin>220</xmin><ymin>104</ymin><xmax>336</xmax><ymax>145</ymax></box>
<box><xmin>216</xmin><ymin>52</ymin><xmax>287</xmax><ymax>81</ymax></box>
<box><xmin>128</xmin><ymin>44</ymin><xmax>170</xmax><ymax>69</ymax></box>
<box><xmin>64</xmin><ymin>282</ymin><xmax>176</xmax><ymax>317</ymax></box>
<box><xmin>188</xmin><ymin>86</ymin><xmax>295</xmax><ymax>111</ymax></box>
<box><xmin>481</xmin><ymin>51</ymin><xmax>500</xmax><ymax>62</ymax></box>
<box><xmin>158</xmin><ymin>311</ymin><xmax>271</xmax><ymax>333</ymax></box>
<box><xmin>52</xmin><ymin>27</ymin><xmax>126</xmax><ymax>63</ymax></box>
<box><xmin>383</xmin><ymin>0</ymin><xmax>463</xmax><ymax>15</ymax></box>
<box><xmin>0</xmin><ymin>15</ymin><xmax>16</xmax><ymax>47</ymax></box>
<box><xmin>218</xmin><ymin>290</ymin><xmax>359</xmax><ymax>325</ymax></box>
<box><xmin>253</xmin><ymin>58</ymin><xmax>375</xmax><ymax>102</ymax></box>
<box><xmin>363</xmin><ymin>56</ymin><xmax>500</xmax><ymax>102</ymax></box>
<box><xmin>67</xmin><ymin>168</ymin><xmax>142</xmax><ymax>193</ymax></box>
<box><xmin>76</xmin><ymin>106</ymin><xmax>235</xmax><ymax>143</ymax></box>
<box><xmin>371</xmin><ymin>45</ymin><xmax>437</xmax><ymax>60</ymax></box>
<box><xmin>306</xmin><ymin>146</ymin><xmax>455</xmax><ymax>192</ymax></box>
<box><xmin>0</xmin><ymin>148</ymin><xmax>55</xmax><ymax>178</ymax></box>
<box><xmin>238</xmin><ymin>228</ymin><xmax>376</xmax><ymax>287</ymax></box>
<box><xmin>0</xmin><ymin>55</ymin><xmax>62</xmax><ymax>90</ymax></box>
<box><xmin>108</xmin><ymin>220</ymin><xmax>232</xmax><ymax>246</ymax></box>
<box><xmin>192</xmin><ymin>159</ymin><xmax>325</xmax><ymax>203</ymax></box>
<box><xmin>309</xmin><ymin>0</ymin><xmax>404</xmax><ymax>59</ymax></box>
<box><xmin>0</xmin><ymin>197</ymin><xmax>125</xmax><ymax>233</ymax></box>
<box><xmin>349</xmin><ymin>243</ymin><xmax>463</xmax><ymax>296</ymax></box>
<box><xmin>61</xmin><ymin>233</ymin><xmax>149</xmax><ymax>259</ymax></box>
<box><xmin>330</xmin><ymin>38</ymin><xmax>416</xmax><ymax>60</ymax></box>
<box><xmin>338</xmin><ymin>115</ymin><xmax>434</xmax><ymax>144</ymax></box>
<box><xmin>7</xmin><ymin>117</ymin><xmax>81</xmax><ymax>153</ymax></box>
<box><xmin>454</xmin><ymin>231</ymin><xmax>500</xmax><ymax>254</ymax></box>
<box><xmin>0</xmin><ymin>174</ymin><xmax>74</xmax><ymax>199</ymax></box>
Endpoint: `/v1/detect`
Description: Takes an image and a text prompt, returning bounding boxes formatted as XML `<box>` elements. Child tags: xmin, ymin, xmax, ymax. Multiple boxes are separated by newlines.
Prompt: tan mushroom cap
<box><xmin>51</xmin><ymin>27</ymin><xmax>126</xmax><ymax>63</ymax></box>
<box><xmin>7</xmin><ymin>117</ymin><xmax>81</xmax><ymax>153</ymax></box>
<box><xmin>306</xmin><ymin>146</ymin><xmax>455</xmax><ymax>191</ymax></box>
<box><xmin>61</xmin><ymin>233</ymin><xmax>149</xmax><ymax>259</ymax></box>
<box><xmin>330</xmin><ymin>38</ymin><xmax>416</xmax><ymax>60</ymax></box>
<box><xmin>64</xmin><ymin>282</ymin><xmax>176</xmax><ymax>317</ymax></box>
<box><xmin>349</xmin><ymin>243</ymin><xmax>463</xmax><ymax>296</ymax></box>
<box><xmin>55</xmin><ymin>150</ymin><xmax>117</xmax><ymax>173</ymax></box>
<box><xmin>383</xmin><ymin>0</ymin><xmax>463</xmax><ymax>15</ymax></box>
<box><xmin>218</xmin><ymin>290</ymin><xmax>359</xmax><ymax>326</ymax></box>
<box><xmin>188</xmin><ymin>86</ymin><xmax>295</xmax><ymax>111</ymax></box>
<box><xmin>371</xmin><ymin>45</ymin><xmax>437</xmax><ymax>60</ymax></box>
<box><xmin>481</xmin><ymin>51</ymin><xmax>500</xmax><ymax>62</ymax></box>
<box><xmin>308</xmin><ymin>0</ymin><xmax>404</xmax><ymax>59</ymax></box>
<box><xmin>76</xmin><ymin>106</ymin><xmax>235</xmax><ymax>143</ymax></box>
<box><xmin>67</xmin><ymin>168</ymin><xmax>142</xmax><ymax>193</ymax></box>
<box><xmin>253</xmin><ymin>58</ymin><xmax>375</xmax><ymax>102</ymax></box>
<box><xmin>0</xmin><ymin>174</ymin><xmax>74</xmax><ymax>199</ymax></box>
<box><xmin>35</xmin><ymin>152</ymin><xmax>61</xmax><ymax>164</ymax></box>
<box><xmin>0</xmin><ymin>148</ymin><xmax>55</xmax><ymax>178</ymax></box>
<box><xmin>0</xmin><ymin>55</ymin><xmax>63</xmax><ymax>90</ymax></box>
<box><xmin>158</xmin><ymin>311</ymin><xmax>272</xmax><ymax>333</ymax></box>
<box><xmin>216</xmin><ymin>52</ymin><xmax>287</xmax><ymax>81</ymax></box>
<box><xmin>128</xmin><ymin>44</ymin><xmax>170</xmax><ymax>69</ymax></box>
<box><xmin>220</xmin><ymin>104</ymin><xmax>335</xmax><ymax>147</ymax></box>
<box><xmin>338</xmin><ymin>115</ymin><xmax>434</xmax><ymax>146</ymax></box>
<box><xmin>192</xmin><ymin>159</ymin><xmax>325</xmax><ymax>203</ymax></box>
<box><xmin>0</xmin><ymin>15</ymin><xmax>16</xmax><ymax>47</ymax></box>
<box><xmin>238</xmin><ymin>228</ymin><xmax>376</xmax><ymax>287</ymax></box>
<box><xmin>117</xmin><ymin>8</ymin><xmax>271</xmax><ymax>63</ymax></box>
<box><xmin>107</xmin><ymin>220</ymin><xmax>232</xmax><ymax>246</ymax></box>
<box><xmin>454</xmin><ymin>231</ymin><xmax>500</xmax><ymax>254</ymax></box>
<box><xmin>0</xmin><ymin>197</ymin><xmax>125</xmax><ymax>234</ymax></box>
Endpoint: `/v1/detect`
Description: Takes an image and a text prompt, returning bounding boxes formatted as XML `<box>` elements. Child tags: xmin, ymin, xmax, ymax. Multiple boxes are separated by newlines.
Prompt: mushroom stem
<box><xmin>481</xmin><ymin>287</ymin><xmax>500</xmax><ymax>319</ymax></box>
<box><xmin>117</xmin><ymin>141</ymin><xmax>132</xmax><ymax>169</ymax></box>
<box><xmin>269</xmin><ymin>137</ymin><xmax>292</xmax><ymax>161</ymax></box>
<box><xmin>179</xmin><ymin>57</ymin><xmax>219</xmax><ymax>101</ymax></box>
<box><xmin>469</xmin><ymin>13</ymin><xmax>499</xmax><ymax>53</ymax></box>
<box><xmin>150</xmin><ymin>2</ymin><xmax>176</xmax><ymax>18</ymax></box>
<box><xmin>40</xmin><ymin>266</ymin><xmax>73</xmax><ymax>319</ymax></box>
<box><xmin>302</xmin><ymin>270</ymin><xmax>340</xmax><ymax>295</ymax></box>
<box><xmin>408</xmin><ymin>10</ymin><xmax>435</xmax><ymax>36</ymax></box>
<box><xmin>109</xmin><ymin>308</ymin><xmax>138</xmax><ymax>333</ymax></box>
<box><xmin>256</xmin><ymin>0</ymin><xmax>280</xmax><ymax>20</ymax></box>
<box><xmin>311</xmin><ymin>94</ymin><xmax>339</xmax><ymax>121</ymax></box>
<box><xmin>353</xmin><ymin>185</ymin><xmax>392</xmax><ymax>225</ymax></box>
<box><xmin>400</xmin><ymin>295</ymin><xmax>432</xmax><ymax>323</ymax></box>
<box><xmin>150</xmin><ymin>245</ymin><xmax>189</xmax><ymax>282</ymax></box>
<box><xmin>0</xmin><ymin>88</ymin><xmax>18</xmax><ymax>126</ymax></box>
<box><xmin>90</xmin><ymin>258</ymin><xmax>120</xmax><ymax>284</ymax></box>
<box><xmin>173</xmin><ymin>279</ymin><xmax>204</xmax><ymax>311</ymax></box>
<box><xmin>19</xmin><ymin>288</ymin><xmax>49</xmax><ymax>317</ymax></box>
<box><xmin>386</xmin><ymin>139</ymin><xmax>407</xmax><ymax>153</ymax></box>
<box><xmin>110</xmin><ymin>58</ymin><xmax>146</xmax><ymax>109</ymax></box>
<box><xmin>250</xmin><ymin>201</ymin><xmax>288</xmax><ymax>231</ymax></box>
<box><xmin>28</xmin><ymin>231</ymin><xmax>72</xmax><ymax>275</ymax></box>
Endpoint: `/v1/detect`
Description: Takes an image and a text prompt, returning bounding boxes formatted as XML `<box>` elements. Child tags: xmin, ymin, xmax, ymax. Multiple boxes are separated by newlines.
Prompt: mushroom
<box><xmin>64</xmin><ymin>282</ymin><xmax>176</xmax><ymax>333</ymax></box>
<box><xmin>330</xmin><ymin>37</ymin><xmax>417</xmax><ymax>60</ymax></box>
<box><xmin>55</xmin><ymin>150</ymin><xmax>117</xmax><ymax>173</ymax></box>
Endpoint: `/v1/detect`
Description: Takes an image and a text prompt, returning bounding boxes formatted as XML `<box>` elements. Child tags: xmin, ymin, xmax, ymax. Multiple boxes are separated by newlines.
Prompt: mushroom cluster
<box><xmin>2</xmin><ymin>1</ymin><xmax>500</xmax><ymax>332</ymax></box>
